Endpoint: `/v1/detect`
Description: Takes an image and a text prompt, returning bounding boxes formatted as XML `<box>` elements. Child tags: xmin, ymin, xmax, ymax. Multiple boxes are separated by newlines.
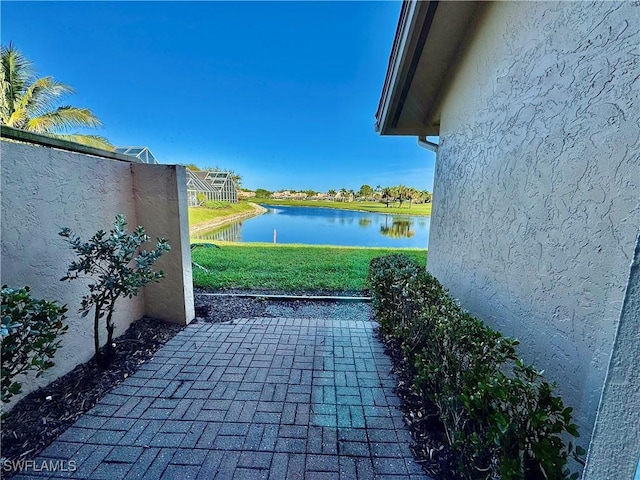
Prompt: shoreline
<box><xmin>256</xmin><ymin>201</ymin><xmax>431</xmax><ymax>218</ymax></box>
<box><xmin>189</xmin><ymin>202</ymin><xmax>267</xmax><ymax>236</ymax></box>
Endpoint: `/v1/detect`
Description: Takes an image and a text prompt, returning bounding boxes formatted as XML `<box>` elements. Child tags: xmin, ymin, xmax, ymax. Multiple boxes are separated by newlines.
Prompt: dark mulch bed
<box><xmin>377</xmin><ymin>331</ymin><xmax>462</xmax><ymax>480</ymax></box>
<box><xmin>194</xmin><ymin>291</ymin><xmax>272</xmax><ymax>322</ymax></box>
<box><xmin>2</xmin><ymin>293</ymin><xmax>459</xmax><ymax>480</ymax></box>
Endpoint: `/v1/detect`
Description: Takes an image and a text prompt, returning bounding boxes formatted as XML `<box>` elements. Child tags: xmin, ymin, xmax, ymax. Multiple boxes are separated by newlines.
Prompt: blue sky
<box><xmin>2</xmin><ymin>1</ymin><xmax>436</xmax><ymax>192</ymax></box>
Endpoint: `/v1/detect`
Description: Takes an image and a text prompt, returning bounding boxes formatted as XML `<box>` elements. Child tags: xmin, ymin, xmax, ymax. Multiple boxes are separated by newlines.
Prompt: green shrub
<box><xmin>203</xmin><ymin>200</ymin><xmax>231</xmax><ymax>209</ymax></box>
<box><xmin>59</xmin><ymin>214</ymin><xmax>170</xmax><ymax>368</ymax></box>
<box><xmin>368</xmin><ymin>254</ymin><xmax>425</xmax><ymax>336</ymax></box>
<box><xmin>1</xmin><ymin>286</ymin><xmax>68</xmax><ymax>404</ymax></box>
<box><xmin>368</xmin><ymin>254</ymin><xmax>584</xmax><ymax>480</ymax></box>
<box><xmin>367</xmin><ymin>254</ymin><xmax>446</xmax><ymax>356</ymax></box>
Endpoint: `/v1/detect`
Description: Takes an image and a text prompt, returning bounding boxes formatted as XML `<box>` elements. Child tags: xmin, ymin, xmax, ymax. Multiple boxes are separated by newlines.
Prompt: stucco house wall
<box><xmin>428</xmin><ymin>0</ymin><xmax>639</xmax><ymax>447</ymax></box>
<box><xmin>1</xmin><ymin>138</ymin><xmax>194</xmax><ymax>409</ymax></box>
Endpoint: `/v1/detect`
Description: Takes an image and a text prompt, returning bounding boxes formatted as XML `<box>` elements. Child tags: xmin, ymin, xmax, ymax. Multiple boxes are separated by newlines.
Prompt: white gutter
<box><xmin>417</xmin><ymin>136</ymin><xmax>439</xmax><ymax>153</ymax></box>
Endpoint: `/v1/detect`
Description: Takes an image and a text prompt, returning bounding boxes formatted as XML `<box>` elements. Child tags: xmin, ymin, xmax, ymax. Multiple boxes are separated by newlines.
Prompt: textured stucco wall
<box><xmin>584</xmin><ymin>233</ymin><xmax>640</xmax><ymax>479</ymax></box>
<box><xmin>0</xmin><ymin>141</ymin><xmax>144</xmax><ymax>405</ymax></box>
<box><xmin>132</xmin><ymin>163</ymin><xmax>195</xmax><ymax>324</ymax></box>
<box><xmin>428</xmin><ymin>0</ymin><xmax>639</xmax><ymax>446</ymax></box>
<box><xmin>1</xmin><ymin>140</ymin><xmax>194</xmax><ymax>409</ymax></box>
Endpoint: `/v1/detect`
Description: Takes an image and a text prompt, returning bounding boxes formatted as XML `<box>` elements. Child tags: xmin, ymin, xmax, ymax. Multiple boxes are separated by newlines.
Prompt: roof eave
<box><xmin>375</xmin><ymin>0</ymin><xmax>432</xmax><ymax>135</ymax></box>
<box><xmin>375</xmin><ymin>1</ymin><xmax>484</xmax><ymax>137</ymax></box>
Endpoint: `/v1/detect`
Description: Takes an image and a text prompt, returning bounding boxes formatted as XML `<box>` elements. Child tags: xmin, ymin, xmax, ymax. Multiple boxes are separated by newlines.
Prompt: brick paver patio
<box><xmin>11</xmin><ymin>303</ymin><xmax>430</xmax><ymax>479</ymax></box>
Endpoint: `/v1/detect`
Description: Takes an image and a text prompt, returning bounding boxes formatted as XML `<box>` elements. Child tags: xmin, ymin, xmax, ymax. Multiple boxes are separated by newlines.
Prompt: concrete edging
<box><xmin>198</xmin><ymin>292</ymin><xmax>372</xmax><ymax>302</ymax></box>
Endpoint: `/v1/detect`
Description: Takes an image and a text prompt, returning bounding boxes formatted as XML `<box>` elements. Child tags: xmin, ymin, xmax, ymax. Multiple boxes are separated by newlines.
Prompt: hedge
<box><xmin>367</xmin><ymin>254</ymin><xmax>584</xmax><ymax>480</ymax></box>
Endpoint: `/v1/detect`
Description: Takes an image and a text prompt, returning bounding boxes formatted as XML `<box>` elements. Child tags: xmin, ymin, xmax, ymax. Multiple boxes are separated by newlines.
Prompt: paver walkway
<box><xmin>12</xmin><ymin>303</ymin><xmax>430</xmax><ymax>479</ymax></box>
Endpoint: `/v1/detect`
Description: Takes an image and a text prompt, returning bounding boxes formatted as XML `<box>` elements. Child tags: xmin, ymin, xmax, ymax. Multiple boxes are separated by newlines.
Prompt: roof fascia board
<box><xmin>389</xmin><ymin>1</ymin><xmax>439</xmax><ymax>131</ymax></box>
<box><xmin>376</xmin><ymin>1</ymin><xmax>483</xmax><ymax>137</ymax></box>
<box><xmin>375</xmin><ymin>1</ymin><xmax>436</xmax><ymax>134</ymax></box>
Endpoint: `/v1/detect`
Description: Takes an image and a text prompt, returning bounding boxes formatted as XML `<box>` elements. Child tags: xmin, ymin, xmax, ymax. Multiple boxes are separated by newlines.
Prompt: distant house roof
<box><xmin>204</xmin><ymin>171</ymin><xmax>235</xmax><ymax>189</ymax></box>
<box><xmin>186</xmin><ymin>170</ymin><xmax>215</xmax><ymax>192</ymax></box>
<box><xmin>375</xmin><ymin>1</ymin><xmax>483</xmax><ymax>136</ymax></box>
<box><xmin>187</xmin><ymin>170</ymin><xmax>237</xmax><ymax>193</ymax></box>
<box><xmin>114</xmin><ymin>146</ymin><xmax>159</xmax><ymax>164</ymax></box>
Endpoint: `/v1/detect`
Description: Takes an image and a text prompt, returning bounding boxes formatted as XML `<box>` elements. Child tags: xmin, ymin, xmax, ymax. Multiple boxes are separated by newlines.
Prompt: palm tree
<box><xmin>1</xmin><ymin>43</ymin><xmax>112</xmax><ymax>150</ymax></box>
<box><xmin>381</xmin><ymin>187</ymin><xmax>392</xmax><ymax>207</ymax></box>
<box><xmin>406</xmin><ymin>187</ymin><xmax>418</xmax><ymax>208</ymax></box>
<box><xmin>395</xmin><ymin>185</ymin><xmax>408</xmax><ymax>208</ymax></box>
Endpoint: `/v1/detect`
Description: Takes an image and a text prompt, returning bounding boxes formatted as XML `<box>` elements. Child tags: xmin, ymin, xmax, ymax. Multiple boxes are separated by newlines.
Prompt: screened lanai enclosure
<box><xmin>114</xmin><ymin>147</ymin><xmax>159</xmax><ymax>164</ymax></box>
<box><xmin>187</xmin><ymin>170</ymin><xmax>238</xmax><ymax>206</ymax></box>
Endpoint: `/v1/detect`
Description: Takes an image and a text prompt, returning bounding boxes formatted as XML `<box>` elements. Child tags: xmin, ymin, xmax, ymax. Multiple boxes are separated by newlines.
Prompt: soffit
<box><xmin>375</xmin><ymin>1</ymin><xmax>485</xmax><ymax>136</ymax></box>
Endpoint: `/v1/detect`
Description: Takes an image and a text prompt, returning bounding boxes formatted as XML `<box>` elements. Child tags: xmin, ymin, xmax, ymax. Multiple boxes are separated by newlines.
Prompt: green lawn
<box><xmin>192</xmin><ymin>243</ymin><xmax>427</xmax><ymax>293</ymax></box>
<box><xmin>188</xmin><ymin>202</ymin><xmax>256</xmax><ymax>227</ymax></box>
<box><xmin>254</xmin><ymin>198</ymin><xmax>431</xmax><ymax>216</ymax></box>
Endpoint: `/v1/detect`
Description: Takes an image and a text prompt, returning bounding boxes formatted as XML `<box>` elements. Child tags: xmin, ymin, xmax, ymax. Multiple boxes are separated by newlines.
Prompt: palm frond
<box><xmin>26</xmin><ymin>106</ymin><xmax>103</xmax><ymax>133</ymax></box>
<box><xmin>44</xmin><ymin>132</ymin><xmax>114</xmax><ymax>151</ymax></box>
<box><xmin>1</xmin><ymin>43</ymin><xmax>113</xmax><ymax>148</ymax></box>
<box><xmin>1</xmin><ymin>43</ymin><xmax>34</xmax><ymax>124</ymax></box>
<box><xmin>5</xmin><ymin>108</ymin><xmax>29</xmax><ymax>128</ymax></box>
<box><xmin>16</xmin><ymin>76</ymin><xmax>75</xmax><ymax>119</ymax></box>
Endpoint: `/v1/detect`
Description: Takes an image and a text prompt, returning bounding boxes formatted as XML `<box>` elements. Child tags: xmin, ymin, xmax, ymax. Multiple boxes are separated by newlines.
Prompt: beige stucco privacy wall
<box><xmin>427</xmin><ymin>0</ymin><xmax>639</xmax><ymax>459</ymax></box>
<box><xmin>0</xmin><ymin>136</ymin><xmax>194</xmax><ymax>409</ymax></box>
<box><xmin>132</xmin><ymin>163</ymin><xmax>195</xmax><ymax>323</ymax></box>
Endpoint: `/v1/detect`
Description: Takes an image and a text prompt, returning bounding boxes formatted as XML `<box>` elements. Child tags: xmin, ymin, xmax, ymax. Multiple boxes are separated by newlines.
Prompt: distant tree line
<box><xmin>253</xmin><ymin>184</ymin><xmax>432</xmax><ymax>207</ymax></box>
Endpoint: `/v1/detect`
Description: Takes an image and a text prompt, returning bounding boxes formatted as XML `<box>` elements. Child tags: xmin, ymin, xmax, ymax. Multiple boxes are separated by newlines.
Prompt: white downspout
<box><xmin>417</xmin><ymin>136</ymin><xmax>439</xmax><ymax>153</ymax></box>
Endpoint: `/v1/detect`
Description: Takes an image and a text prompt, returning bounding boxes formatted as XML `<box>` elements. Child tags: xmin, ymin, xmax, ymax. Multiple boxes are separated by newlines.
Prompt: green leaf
<box><xmin>566</xmin><ymin>424</ymin><xmax>579</xmax><ymax>437</ymax></box>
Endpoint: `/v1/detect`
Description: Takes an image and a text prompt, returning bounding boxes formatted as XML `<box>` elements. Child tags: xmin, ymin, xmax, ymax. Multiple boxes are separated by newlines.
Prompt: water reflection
<box><xmin>195</xmin><ymin>221</ymin><xmax>242</xmax><ymax>242</ymax></box>
<box><xmin>194</xmin><ymin>205</ymin><xmax>429</xmax><ymax>248</ymax></box>
<box><xmin>380</xmin><ymin>218</ymin><xmax>415</xmax><ymax>239</ymax></box>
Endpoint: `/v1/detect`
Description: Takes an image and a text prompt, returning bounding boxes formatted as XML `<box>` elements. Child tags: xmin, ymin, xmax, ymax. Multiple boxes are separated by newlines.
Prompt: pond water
<box><xmin>194</xmin><ymin>204</ymin><xmax>430</xmax><ymax>248</ymax></box>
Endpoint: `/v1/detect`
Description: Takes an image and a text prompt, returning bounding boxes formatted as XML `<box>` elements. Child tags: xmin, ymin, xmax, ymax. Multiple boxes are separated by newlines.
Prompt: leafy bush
<box><xmin>59</xmin><ymin>214</ymin><xmax>170</xmax><ymax>368</ymax></box>
<box><xmin>1</xmin><ymin>286</ymin><xmax>68</xmax><ymax>404</ymax></box>
<box><xmin>203</xmin><ymin>200</ymin><xmax>231</xmax><ymax>209</ymax></box>
<box><xmin>367</xmin><ymin>254</ymin><xmax>584</xmax><ymax>480</ymax></box>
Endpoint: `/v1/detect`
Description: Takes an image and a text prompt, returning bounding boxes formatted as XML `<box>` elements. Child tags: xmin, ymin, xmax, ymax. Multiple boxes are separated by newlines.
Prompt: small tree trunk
<box><xmin>93</xmin><ymin>303</ymin><xmax>104</xmax><ymax>368</ymax></box>
<box><xmin>104</xmin><ymin>302</ymin><xmax>117</xmax><ymax>367</ymax></box>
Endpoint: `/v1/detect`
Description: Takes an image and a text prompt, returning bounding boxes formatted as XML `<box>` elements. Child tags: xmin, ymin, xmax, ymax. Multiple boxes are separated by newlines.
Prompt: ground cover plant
<box><xmin>188</xmin><ymin>201</ymin><xmax>256</xmax><ymax>226</ymax></box>
<box><xmin>192</xmin><ymin>242</ymin><xmax>427</xmax><ymax>292</ymax></box>
<box><xmin>254</xmin><ymin>198</ymin><xmax>432</xmax><ymax>216</ymax></box>
<box><xmin>368</xmin><ymin>254</ymin><xmax>585</xmax><ymax>480</ymax></box>
<box><xmin>1</xmin><ymin>286</ymin><xmax>68</xmax><ymax>406</ymax></box>
<box><xmin>59</xmin><ymin>214</ymin><xmax>170</xmax><ymax>368</ymax></box>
